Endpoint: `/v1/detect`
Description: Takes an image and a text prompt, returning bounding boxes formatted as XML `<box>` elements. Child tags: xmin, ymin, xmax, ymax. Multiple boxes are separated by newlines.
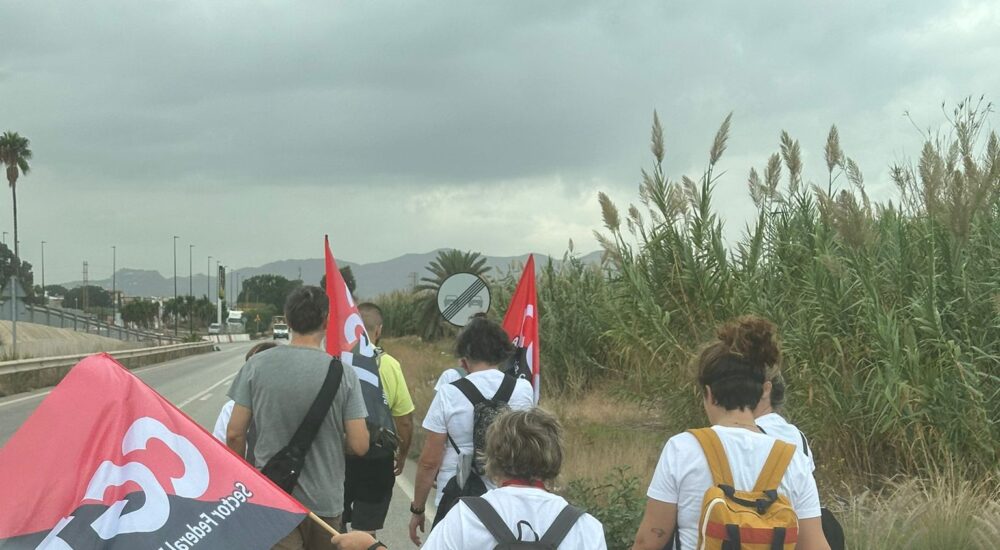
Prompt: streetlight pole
<box><xmin>2</xmin><ymin>232</ymin><xmax>6</xmax><ymax>246</ymax></box>
<box><xmin>207</xmin><ymin>255</ymin><xmax>212</xmax><ymax>298</ymax></box>
<box><xmin>40</xmin><ymin>241</ymin><xmax>46</xmax><ymax>303</ymax></box>
<box><xmin>173</xmin><ymin>236</ymin><xmax>178</xmax><ymax>337</ymax></box>
<box><xmin>216</xmin><ymin>259</ymin><xmax>222</xmax><ymax>326</ymax></box>
<box><xmin>111</xmin><ymin>245</ymin><xmax>116</xmax><ymax>336</ymax></box>
<box><xmin>189</xmin><ymin>244</ymin><xmax>194</xmax><ymax>335</ymax></box>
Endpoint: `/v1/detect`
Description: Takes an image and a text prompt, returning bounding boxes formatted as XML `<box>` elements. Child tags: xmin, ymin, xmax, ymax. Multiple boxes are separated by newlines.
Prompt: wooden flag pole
<box><xmin>309</xmin><ymin>511</ymin><xmax>341</xmax><ymax>537</ymax></box>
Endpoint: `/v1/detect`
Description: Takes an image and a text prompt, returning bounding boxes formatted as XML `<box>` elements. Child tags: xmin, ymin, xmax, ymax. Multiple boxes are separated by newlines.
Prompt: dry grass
<box><xmin>382</xmin><ymin>336</ymin><xmax>454</xmax><ymax>454</ymax></box>
<box><xmin>384</xmin><ymin>336</ymin><xmax>664</xmax><ymax>487</ymax></box>
<box><xmin>546</xmin><ymin>392</ymin><xmax>663</xmax><ymax>486</ymax></box>
<box><xmin>835</xmin><ymin>470</ymin><xmax>1000</xmax><ymax>550</ymax></box>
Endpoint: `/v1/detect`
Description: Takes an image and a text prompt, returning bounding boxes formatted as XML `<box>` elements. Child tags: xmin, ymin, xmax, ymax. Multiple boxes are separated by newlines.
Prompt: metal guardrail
<box><xmin>0</xmin><ymin>342</ymin><xmax>213</xmax><ymax>377</ymax></box>
<box><xmin>20</xmin><ymin>304</ymin><xmax>183</xmax><ymax>345</ymax></box>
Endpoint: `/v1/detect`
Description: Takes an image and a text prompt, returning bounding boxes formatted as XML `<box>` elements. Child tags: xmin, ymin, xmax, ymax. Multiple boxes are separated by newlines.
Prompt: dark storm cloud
<box><xmin>1</xmin><ymin>0</ymin><xmax>996</xmax><ymax>279</ymax></box>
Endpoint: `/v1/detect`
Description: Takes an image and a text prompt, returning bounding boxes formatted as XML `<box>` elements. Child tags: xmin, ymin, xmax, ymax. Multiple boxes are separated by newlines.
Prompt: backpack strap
<box><xmin>688</xmin><ymin>428</ymin><xmax>735</xmax><ymax>487</ymax></box>
<box><xmin>753</xmin><ymin>439</ymin><xmax>796</xmax><ymax>492</ymax></box>
<box><xmin>452</xmin><ymin>377</ymin><xmax>486</xmax><ymax>405</ymax></box>
<box><xmin>799</xmin><ymin>430</ymin><xmax>811</xmax><ymax>457</ymax></box>
<box><xmin>460</xmin><ymin>497</ymin><xmax>517</xmax><ymax>544</ymax></box>
<box><xmin>492</xmin><ymin>373</ymin><xmax>517</xmax><ymax>403</ymax></box>
<box><xmin>539</xmin><ymin>504</ymin><xmax>584</xmax><ymax>547</ymax></box>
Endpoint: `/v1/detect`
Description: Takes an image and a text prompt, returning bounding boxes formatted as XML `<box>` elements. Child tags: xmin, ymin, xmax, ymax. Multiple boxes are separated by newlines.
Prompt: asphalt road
<box><xmin>0</xmin><ymin>342</ymin><xmax>429</xmax><ymax>548</ymax></box>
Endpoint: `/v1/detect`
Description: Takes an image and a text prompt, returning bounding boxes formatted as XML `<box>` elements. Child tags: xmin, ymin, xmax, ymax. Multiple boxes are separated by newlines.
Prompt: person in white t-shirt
<box><xmin>210</xmin><ymin>340</ymin><xmax>279</xmax><ymax>457</ymax></box>
<box><xmin>632</xmin><ymin>316</ymin><xmax>831</xmax><ymax>550</ymax></box>
<box><xmin>753</xmin><ymin>371</ymin><xmax>816</xmax><ymax>471</ymax></box>
<box><xmin>409</xmin><ymin>317</ymin><xmax>534</xmax><ymax>546</ymax></box>
<box><xmin>331</xmin><ymin>409</ymin><xmax>606</xmax><ymax>550</ymax></box>
<box><xmin>433</xmin><ymin>364</ymin><xmax>466</xmax><ymax>391</ymax></box>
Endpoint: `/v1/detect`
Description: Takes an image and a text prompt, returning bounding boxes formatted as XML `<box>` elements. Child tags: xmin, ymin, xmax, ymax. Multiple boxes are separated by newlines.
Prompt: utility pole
<box><xmin>40</xmin><ymin>241</ymin><xmax>46</xmax><ymax>302</ymax></box>
<box><xmin>216</xmin><ymin>260</ymin><xmax>223</xmax><ymax>326</ymax></box>
<box><xmin>189</xmin><ymin>244</ymin><xmax>194</xmax><ymax>334</ymax></box>
<box><xmin>207</xmin><ymin>255</ymin><xmax>212</xmax><ymax>298</ymax></box>
<box><xmin>173</xmin><ymin>236</ymin><xmax>178</xmax><ymax>337</ymax></box>
<box><xmin>111</xmin><ymin>245</ymin><xmax>116</xmax><ymax>335</ymax></box>
<box><xmin>82</xmin><ymin>262</ymin><xmax>89</xmax><ymax>310</ymax></box>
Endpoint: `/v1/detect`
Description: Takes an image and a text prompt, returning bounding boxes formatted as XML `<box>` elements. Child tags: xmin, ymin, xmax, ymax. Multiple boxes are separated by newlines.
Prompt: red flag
<box><xmin>324</xmin><ymin>236</ymin><xmax>398</xmax><ymax>458</ymax></box>
<box><xmin>0</xmin><ymin>354</ymin><xmax>306</xmax><ymax>549</ymax></box>
<box><xmin>323</xmin><ymin>235</ymin><xmax>380</xmax><ymax>385</ymax></box>
<box><xmin>502</xmin><ymin>254</ymin><xmax>540</xmax><ymax>403</ymax></box>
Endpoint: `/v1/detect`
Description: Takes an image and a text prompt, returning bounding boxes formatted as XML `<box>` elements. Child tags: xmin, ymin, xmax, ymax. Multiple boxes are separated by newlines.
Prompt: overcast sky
<box><xmin>2</xmin><ymin>0</ymin><xmax>998</xmax><ymax>284</ymax></box>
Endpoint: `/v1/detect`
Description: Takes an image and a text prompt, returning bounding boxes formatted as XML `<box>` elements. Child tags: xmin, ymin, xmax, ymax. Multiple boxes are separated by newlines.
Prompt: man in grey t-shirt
<box><xmin>227</xmin><ymin>285</ymin><xmax>369</xmax><ymax>550</ymax></box>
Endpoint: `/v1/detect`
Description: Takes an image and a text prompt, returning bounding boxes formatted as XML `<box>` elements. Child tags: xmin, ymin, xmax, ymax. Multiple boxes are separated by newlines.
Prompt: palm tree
<box><xmin>414</xmin><ymin>249</ymin><xmax>491</xmax><ymax>340</ymax></box>
<box><xmin>0</xmin><ymin>131</ymin><xmax>32</xmax><ymax>263</ymax></box>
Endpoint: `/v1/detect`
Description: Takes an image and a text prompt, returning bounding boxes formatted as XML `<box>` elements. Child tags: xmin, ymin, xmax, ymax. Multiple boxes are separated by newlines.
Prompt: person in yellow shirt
<box><xmin>341</xmin><ymin>302</ymin><xmax>415</xmax><ymax>538</ymax></box>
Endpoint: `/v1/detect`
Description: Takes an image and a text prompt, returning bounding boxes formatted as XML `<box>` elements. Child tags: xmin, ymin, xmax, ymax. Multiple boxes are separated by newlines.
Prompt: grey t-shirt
<box><xmin>227</xmin><ymin>345</ymin><xmax>368</xmax><ymax>516</ymax></box>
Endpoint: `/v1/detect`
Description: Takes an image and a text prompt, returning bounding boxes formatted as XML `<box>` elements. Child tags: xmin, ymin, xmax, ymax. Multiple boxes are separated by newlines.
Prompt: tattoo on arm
<box><xmin>651</xmin><ymin>528</ymin><xmax>667</xmax><ymax>539</ymax></box>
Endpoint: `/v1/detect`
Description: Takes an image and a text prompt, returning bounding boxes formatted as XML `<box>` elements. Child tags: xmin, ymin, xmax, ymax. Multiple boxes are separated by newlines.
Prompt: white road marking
<box><xmin>199</xmin><ymin>393</ymin><xmax>213</xmax><ymax>401</ymax></box>
<box><xmin>0</xmin><ymin>390</ymin><xmax>52</xmax><ymax>408</ymax></box>
<box><xmin>0</xmin><ymin>345</ymin><xmax>248</xmax><ymax>410</ymax></box>
<box><xmin>177</xmin><ymin>374</ymin><xmax>236</xmax><ymax>409</ymax></box>
<box><xmin>396</xmin><ymin>461</ymin><xmax>437</xmax><ymax>515</ymax></box>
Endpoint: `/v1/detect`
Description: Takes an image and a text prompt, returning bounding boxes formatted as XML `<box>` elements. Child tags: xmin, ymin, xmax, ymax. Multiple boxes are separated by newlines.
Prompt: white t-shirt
<box><xmin>423</xmin><ymin>486</ymin><xmax>607</xmax><ymax>549</ymax></box>
<box><xmin>422</xmin><ymin>369</ymin><xmax>534</xmax><ymax>503</ymax></box>
<box><xmin>647</xmin><ymin>426</ymin><xmax>822</xmax><ymax>550</ymax></box>
<box><xmin>756</xmin><ymin>412</ymin><xmax>815</xmax><ymax>472</ymax></box>
<box><xmin>213</xmin><ymin>400</ymin><xmax>235</xmax><ymax>442</ymax></box>
<box><xmin>434</xmin><ymin>366</ymin><xmax>465</xmax><ymax>391</ymax></box>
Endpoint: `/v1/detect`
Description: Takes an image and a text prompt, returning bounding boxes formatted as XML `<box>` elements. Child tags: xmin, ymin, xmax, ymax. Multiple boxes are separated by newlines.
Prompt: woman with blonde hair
<box><xmin>333</xmin><ymin>408</ymin><xmax>606</xmax><ymax>550</ymax></box>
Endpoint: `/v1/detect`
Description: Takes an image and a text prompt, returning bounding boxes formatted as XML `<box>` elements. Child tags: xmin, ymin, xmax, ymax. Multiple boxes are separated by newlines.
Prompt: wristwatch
<box><xmin>367</xmin><ymin>542</ymin><xmax>387</xmax><ymax>550</ymax></box>
<box><xmin>409</xmin><ymin>503</ymin><xmax>425</xmax><ymax>515</ymax></box>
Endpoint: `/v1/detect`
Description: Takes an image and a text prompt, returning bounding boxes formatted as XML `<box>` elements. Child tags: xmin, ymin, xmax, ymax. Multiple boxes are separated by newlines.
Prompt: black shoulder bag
<box><xmin>260</xmin><ymin>358</ymin><xmax>344</xmax><ymax>494</ymax></box>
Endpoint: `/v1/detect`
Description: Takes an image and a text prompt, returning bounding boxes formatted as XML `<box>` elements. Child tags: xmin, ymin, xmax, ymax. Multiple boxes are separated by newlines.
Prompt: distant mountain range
<box><xmin>57</xmin><ymin>249</ymin><xmax>603</xmax><ymax>299</ymax></box>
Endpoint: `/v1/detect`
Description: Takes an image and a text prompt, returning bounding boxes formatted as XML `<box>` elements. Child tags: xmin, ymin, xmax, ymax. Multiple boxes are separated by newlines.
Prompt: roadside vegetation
<box><xmin>380</xmin><ymin>98</ymin><xmax>1000</xmax><ymax>549</ymax></box>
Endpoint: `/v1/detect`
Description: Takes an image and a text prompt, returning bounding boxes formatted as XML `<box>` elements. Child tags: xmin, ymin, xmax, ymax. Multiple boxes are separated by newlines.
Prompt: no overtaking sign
<box><xmin>436</xmin><ymin>273</ymin><xmax>491</xmax><ymax>326</ymax></box>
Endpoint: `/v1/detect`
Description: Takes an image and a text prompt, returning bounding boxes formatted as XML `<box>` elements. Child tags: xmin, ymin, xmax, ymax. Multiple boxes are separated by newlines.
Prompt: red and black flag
<box><xmin>502</xmin><ymin>254</ymin><xmax>540</xmax><ymax>403</ymax></box>
<box><xmin>0</xmin><ymin>354</ymin><xmax>306</xmax><ymax>549</ymax></box>
<box><xmin>323</xmin><ymin>236</ymin><xmax>398</xmax><ymax>457</ymax></box>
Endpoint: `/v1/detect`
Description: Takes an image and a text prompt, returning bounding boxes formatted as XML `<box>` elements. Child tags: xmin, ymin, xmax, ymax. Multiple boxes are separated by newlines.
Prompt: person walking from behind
<box><xmin>330</xmin><ymin>409</ymin><xmax>606</xmax><ymax>550</ymax></box>
<box><xmin>754</xmin><ymin>372</ymin><xmax>843</xmax><ymax>550</ymax></box>
<box><xmin>212</xmin><ymin>340</ymin><xmax>280</xmax><ymax>461</ymax></box>
<box><xmin>227</xmin><ymin>286</ymin><xmax>370</xmax><ymax>550</ymax></box>
<box><xmin>423</xmin><ymin>408</ymin><xmax>606</xmax><ymax>548</ymax></box>
<box><xmin>409</xmin><ymin>317</ymin><xmax>534</xmax><ymax>545</ymax></box>
<box><xmin>632</xmin><ymin>315</ymin><xmax>830</xmax><ymax>550</ymax></box>
<box><xmin>341</xmin><ymin>302</ymin><xmax>416</xmax><ymax>537</ymax></box>
<box><xmin>753</xmin><ymin>371</ymin><xmax>815</xmax><ymax>471</ymax></box>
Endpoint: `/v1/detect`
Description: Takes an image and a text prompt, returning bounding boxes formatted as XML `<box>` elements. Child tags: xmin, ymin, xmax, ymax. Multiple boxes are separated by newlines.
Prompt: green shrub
<box><xmin>543</xmin><ymin>99</ymin><xmax>1000</xmax><ymax>480</ymax></box>
<box><xmin>564</xmin><ymin>466</ymin><xmax>645</xmax><ymax>550</ymax></box>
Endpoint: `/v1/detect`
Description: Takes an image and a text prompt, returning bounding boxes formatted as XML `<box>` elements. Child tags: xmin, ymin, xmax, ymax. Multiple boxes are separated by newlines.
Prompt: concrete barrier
<box><xmin>0</xmin><ymin>342</ymin><xmax>215</xmax><ymax>397</ymax></box>
<box><xmin>203</xmin><ymin>334</ymin><xmax>253</xmax><ymax>343</ymax></box>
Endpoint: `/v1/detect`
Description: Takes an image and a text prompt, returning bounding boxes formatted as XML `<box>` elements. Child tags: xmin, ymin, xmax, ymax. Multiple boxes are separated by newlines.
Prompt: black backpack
<box><xmin>352</xmin><ymin>350</ymin><xmax>398</xmax><ymax>459</ymax></box>
<box><xmin>452</xmin><ymin>374</ymin><xmax>517</xmax><ymax>475</ymax></box>
<box><xmin>461</xmin><ymin>496</ymin><xmax>584</xmax><ymax>549</ymax></box>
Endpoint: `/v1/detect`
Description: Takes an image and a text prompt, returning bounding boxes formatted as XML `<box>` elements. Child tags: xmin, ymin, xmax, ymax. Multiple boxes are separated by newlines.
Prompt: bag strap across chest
<box><xmin>289</xmin><ymin>359</ymin><xmax>343</xmax><ymax>450</ymax></box>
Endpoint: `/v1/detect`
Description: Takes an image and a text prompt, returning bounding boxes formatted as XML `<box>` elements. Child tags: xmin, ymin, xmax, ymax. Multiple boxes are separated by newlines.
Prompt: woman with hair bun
<box><xmin>631</xmin><ymin>316</ymin><xmax>831</xmax><ymax>550</ymax></box>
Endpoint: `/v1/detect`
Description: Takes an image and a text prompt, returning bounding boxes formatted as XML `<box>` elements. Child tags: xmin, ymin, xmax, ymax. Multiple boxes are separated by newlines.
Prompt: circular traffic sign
<box><xmin>436</xmin><ymin>273</ymin><xmax>491</xmax><ymax>327</ymax></box>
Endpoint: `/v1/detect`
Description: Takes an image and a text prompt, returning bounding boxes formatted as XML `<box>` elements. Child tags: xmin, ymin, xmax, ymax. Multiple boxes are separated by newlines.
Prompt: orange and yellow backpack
<box><xmin>688</xmin><ymin>428</ymin><xmax>798</xmax><ymax>550</ymax></box>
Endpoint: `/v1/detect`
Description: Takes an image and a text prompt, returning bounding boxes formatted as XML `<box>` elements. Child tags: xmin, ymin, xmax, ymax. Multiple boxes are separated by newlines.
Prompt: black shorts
<box><xmin>343</xmin><ymin>457</ymin><xmax>395</xmax><ymax>532</ymax></box>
